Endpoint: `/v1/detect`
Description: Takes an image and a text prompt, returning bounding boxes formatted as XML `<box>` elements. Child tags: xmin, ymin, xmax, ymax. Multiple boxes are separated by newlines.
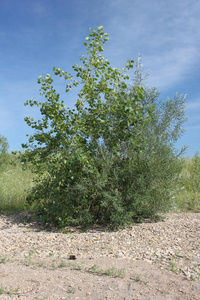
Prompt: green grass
<box><xmin>87</xmin><ymin>264</ymin><xmax>125</xmax><ymax>278</ymax></box>
<box><xmin>0</xmin><ymin>286</ymin><xmax>17</xmax><ymax>296</ymax></box>
<box><xmin>19</xmin><ymin>253</ymin><xmax>126</xmax><ymax>279</ymax></box>
<box><xmin>0</xmin><ymin>158</ymin><xmax>35</xmax><ymax>211</ymax></box>
<box><xmin>0</xmin><ymin>257</ymin><xmax>7</xmax><ymax>264</ymax></box>
<box><xmin>0</xmin><ymin>153</ymin><xmax>200</xmax><ymax>214</ymax></box>
<box><xmin>174</xmin><ymin>154</ymin><xmax>200</xmax><ymax>212</ymax></box>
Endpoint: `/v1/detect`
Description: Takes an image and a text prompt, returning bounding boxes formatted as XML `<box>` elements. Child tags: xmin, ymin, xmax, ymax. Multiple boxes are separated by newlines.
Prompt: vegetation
<box><xmin>1</xmin><ymin>151</ymin><xmax>199</xmax><ymax>216</ymax></box>
<box><xmin>0</xmin><ymin>27</ymin><xmax>199</xmax><ymax>228</ymax></box>
<box><xmin>0</xmin><ymin>135</ymin><xmax>34</xmax><ymax>211</ymax></box>
<box><xmin>16</xmin><ymin>26</ymin><xmax>188</xmax><ymax>229</ymax></box>
<box><xmin>175</xmin><ymin>152</ymin><xmax>200</xmax><ymax>212</ymax></box>
<box><xmin>0</xmin><ymin>134</ymin><xmax>9</xmax><ymax>170</ymax></box>
<box><xmin>0</xmin><ymin>134</ymin><xmax>9</xmax><ymax>155</ymax></box>
<box><xmin>0</xmin><ymin>153</ymin><xmax>34</xmax><ymax>211</ymax></box>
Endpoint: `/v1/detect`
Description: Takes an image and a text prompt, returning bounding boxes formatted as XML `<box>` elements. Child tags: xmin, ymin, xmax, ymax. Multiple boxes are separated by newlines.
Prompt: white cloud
<box><xmin>185</xmin><ymin>125</ymin><xmax>200</xmax><ymax>130</ymax></box>
<box><xmin>143</xmin><ymin>46</ymin><xmax>198</xmax><ymax>90</ymax></box>
<box><xmin>186</xmin><ymin>100</ymin><xmax>200</xmax><ymax>110</ymax></box>
<box><xmin>102</xmin><ymin>0</ymin><xmax>200</xmax><ymax>90</ymax></box>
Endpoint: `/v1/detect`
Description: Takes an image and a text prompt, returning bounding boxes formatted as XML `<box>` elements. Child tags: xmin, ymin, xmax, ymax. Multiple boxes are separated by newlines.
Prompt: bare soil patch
<box><xmin>0</xmin><ymin>212</ymin><xmax>199</xmax><ymax>299</ymax></box>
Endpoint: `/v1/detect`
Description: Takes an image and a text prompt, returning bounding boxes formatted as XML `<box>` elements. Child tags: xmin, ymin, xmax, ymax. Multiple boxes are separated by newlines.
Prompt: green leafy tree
<box><xmin>22</xmin><ymin>26</ymin><xmax>186</xmax><ymax>228</ymax></box>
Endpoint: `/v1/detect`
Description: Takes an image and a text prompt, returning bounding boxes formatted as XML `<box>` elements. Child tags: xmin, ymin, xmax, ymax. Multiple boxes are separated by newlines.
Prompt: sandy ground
<box><xmin>0</xmin><ymin>212</ymin><xmax>199</xmax><ymax>299</ymax></box>
<box><xmin>0</xmin><ymin>258</ymin><xmax>200</xmax><ymax>299</ymax></box>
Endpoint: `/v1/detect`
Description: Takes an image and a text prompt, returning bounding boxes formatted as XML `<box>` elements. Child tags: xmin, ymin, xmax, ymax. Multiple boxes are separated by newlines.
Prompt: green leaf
<box><xmin>98</xmin><ymin>25</ymin><xmax>104</xmax><ymax>31</ymax></box>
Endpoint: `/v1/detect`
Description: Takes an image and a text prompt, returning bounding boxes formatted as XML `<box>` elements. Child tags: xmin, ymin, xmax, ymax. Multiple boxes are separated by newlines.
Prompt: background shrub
<box><xmin>0</xmin><ymin>152</ymin><xmax>34</xmax><ymax>211</ymax></box>
<box><xmin>175</xmin><ymin>153</ymin><xmax>200</xmax><ymax>212</ymax></box>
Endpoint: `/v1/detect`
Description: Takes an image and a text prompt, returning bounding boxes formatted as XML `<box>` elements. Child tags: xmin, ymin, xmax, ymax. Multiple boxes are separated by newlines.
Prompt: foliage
<box><xmin>22</xmin><ymin>26</ymin><xmax>187</xmax><ymax>229</ymax></box>
<box><xmin>0</xmin><ymin>135</ymin><xmax>9</xmax><ymax>170</ymax></box>
<box><xmin>0</xmin><ymin>135</ymin><xmax>8</xmax><ymax>155</ymax></box>
<box><xmin>0</xmin><ymin>152</ymin><xmax>35</xmax><ymax>211</ymax></box>
<box><xmin>175</xmin><ymin>153</ymin><xmax>200</xmax><ymax>212</ymax></box>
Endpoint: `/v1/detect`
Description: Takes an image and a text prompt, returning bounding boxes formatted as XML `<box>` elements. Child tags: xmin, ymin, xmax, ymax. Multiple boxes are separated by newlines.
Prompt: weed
<box><xmin>66</xmin><ymin>261</ymin><xmax>126</xmax><ymax>278</ymax></box>
<box><xmin>70</xmin><ymin>262</ymin><xmax>83</xmax><ymax>271</ymax></box>
<box><xmin>89</xmin><ymin>264</ymin><xmax>102</xmax><ymax>274</ymax></box>
<box><xmin>105</xmin><ymin>267</ymin><xmax>125</xmax><ymax>278</ymax></box>
<box><xmin>58</xmin><ymin>260</ymin><xmax>67</xmax><ymax>268</ymax></box>
<box><xmin>169</xmin><ymin>259</ymin><xmax>176</xmax><ymax>273</ymax></box>
<box><xmin>88</xmin><ymin>264</ymin><xmax>125</xmax><ymax>278</ymax></box>
<box><xmin>0</xmin><ymin>257</ymin><xmax>6</xmax><ymax>264</ymax></box>
<box><xmin>51</xmin><ymin>261</ymin><xmax>56</xmax><ymax>269</ymax></box>
<box><xmin>131</xmin><ymin>274</ymin><xmax>141</xmax><ymax>282</ymax></box>
<box><xmin>0</xmin><ymin>287</ymin><xmax>17</xmax><ymax>296</ymax></box>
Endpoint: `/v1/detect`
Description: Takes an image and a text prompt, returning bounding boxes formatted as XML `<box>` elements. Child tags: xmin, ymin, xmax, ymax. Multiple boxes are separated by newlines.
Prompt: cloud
<box><xmin>143</xmin><ymin>46</ymin><xmax>198</xmax><ymax>90</ymax></box>
<box><xmin>1</xmin><ymin>0</ymin><xmax>199</xmax><ymax>152</ymax></box>
<box><xmin>102</xmin><ymin>0</ymin><xmax>200</xmax><ymax>90</ymax></box>
<box><xmin>185</xmin><ymin>125</ymin><xmax>200</xmax><ymax>131</ymax></box>
<box><xmin>186</xmin><ymin>100</ymin><xmax>200</xmax><ymax>110</ymax></box>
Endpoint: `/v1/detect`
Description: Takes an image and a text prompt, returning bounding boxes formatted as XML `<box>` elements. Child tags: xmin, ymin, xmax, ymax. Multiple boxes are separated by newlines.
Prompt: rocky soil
<box><xmin>0</xmin><ymin>212</ymin><xmax>199</xmax><ymax>299</ymax></box>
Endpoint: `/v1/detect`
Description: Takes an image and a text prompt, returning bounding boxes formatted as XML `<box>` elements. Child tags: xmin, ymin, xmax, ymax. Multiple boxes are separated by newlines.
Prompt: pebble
<box><xmin>0</xmin><ymin>212</ymin><xmax>199</xmax><ymax>280</ymax></box>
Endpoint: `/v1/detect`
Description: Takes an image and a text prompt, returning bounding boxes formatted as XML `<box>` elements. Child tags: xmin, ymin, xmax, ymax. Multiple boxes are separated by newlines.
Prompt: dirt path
<box><xmin>0</xmin><ymin>212</ymin><xmax>199</xmax><ymax>299</ymax></box>
<box><xmin>0</xmin><ymin>258</ymin><xmax>200</xmax><ymax>299</ymax></box>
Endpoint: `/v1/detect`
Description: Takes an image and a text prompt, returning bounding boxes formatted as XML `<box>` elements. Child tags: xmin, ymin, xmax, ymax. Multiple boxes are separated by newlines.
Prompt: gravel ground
<box><xmin>0</xmin><ymin>212</ymin><xmax>199</xmax><ymax>299</ymax></box>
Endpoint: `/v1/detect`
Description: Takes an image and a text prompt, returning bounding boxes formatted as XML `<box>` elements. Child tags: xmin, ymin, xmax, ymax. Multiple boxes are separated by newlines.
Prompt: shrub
<box><xmin>22</xmin><ymin>26</ymin><xmax>187</xmax><ymax>229</ymax></box>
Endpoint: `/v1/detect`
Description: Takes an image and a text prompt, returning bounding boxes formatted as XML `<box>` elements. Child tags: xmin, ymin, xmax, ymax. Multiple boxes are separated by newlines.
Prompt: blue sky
<box><xmin>0</xmin><ymin>0</ymin><xmax>199</xmax><ymax>157</ymax></box>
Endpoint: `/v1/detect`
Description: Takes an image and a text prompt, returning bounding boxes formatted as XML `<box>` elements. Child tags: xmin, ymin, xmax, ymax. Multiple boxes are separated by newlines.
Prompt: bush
<box><xmin>22</xmin><ymin>26</ymin><xmax>187</xmax><ymax>229</ymax></box>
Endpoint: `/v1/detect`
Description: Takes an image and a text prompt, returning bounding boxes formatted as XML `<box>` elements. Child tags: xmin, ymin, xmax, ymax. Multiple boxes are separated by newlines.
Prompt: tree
<box><xmin>0</xmin><ymin>134</ymin><xmax>9</xmax><ymax>155</ymax></box>
<box><xmin>0</xmin><ymin>135</ymin><xmax>9</xmax><ymax>169</ymax></box>
<box><xmin>22</xmin><ymin>26</ymin><xmax>186</xmax><ymax>229</ymax></box>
